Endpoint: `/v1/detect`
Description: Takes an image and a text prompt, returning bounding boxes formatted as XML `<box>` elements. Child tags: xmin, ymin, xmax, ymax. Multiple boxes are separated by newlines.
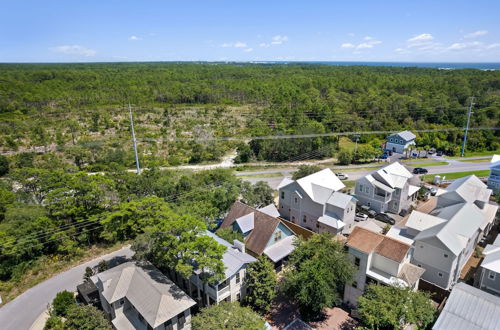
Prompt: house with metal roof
<box><xmin>433</xmin><ymin>282</ymin><xmax>500</xmax><ymax>330</ymax></box>
<box><xmin>487</xmin><ymin>154</ymin><xmax>500</xmax><ymax>193</ymax></box>
<box><xmin>343</xmin><ymin>227</ymin><xmax>425</xmax><ymax>306</ymax></box>
<box><xmin>277</xmin><ymin>168</ymin><xmax>357</xmax><ymax>235</ymax></box>
<box><xmin>475</xmin><ymin>235</ymin><xmax>500</xmax><ymax>296</ymax></box>
<box><xmin>91</xmin><ymin>261</ymin><xmax>196</xmax><ymax>330</ymax></box>
<box><xmin>181</xmin><ymin>231</ymin><xmax>257</xmax><ymax>308</ymax></box>
<box><xmin>385</xmin><ymin>130</ymin><xmax>416</xmax><ymax>154</ymax></box>
<box><xmin>220</xmin><ymin>201</ymin><xmax>296</xmax><ymax>269</ymax></box>
<box><xmin>387</xmin><ymin>175</ymin><xmax>497</xmax><ymax>290</ymax></box>
<box><xmin>355</xmin><ymin>162</ymin><xmax>420</xmax><ymax>214</ymax></box>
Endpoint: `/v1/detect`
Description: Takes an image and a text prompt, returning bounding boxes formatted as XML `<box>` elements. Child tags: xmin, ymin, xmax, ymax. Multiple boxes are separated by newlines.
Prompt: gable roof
<box><xmin>389</xmin><ymin>130</ymin><xmax>416</xmax><ymax>141</ymax></box>
<box><xmin>347</xmin><ymin>227</ymin><xmax>411</xmax><ymax>263</ymax></box>
<box><xmin>406</xmin><ymin>211</ymin><xmax>446</xmax><ymax>233</ymax></box>
<box><xmin>205</xmin><ymin>231</ymin><xmax>256</xmax><ymax>278</ymax></box>
<box><xmin>367</xmin><ymin>162</ymin><xmax>413</xmax><ymax>190</ymax></box>
<box><xmin>221</xmin><ymin>201</ymin><xmax>292</xmax><ymax>256</ymax></box>
<box><xmin>433</xmin><ymin>282</ymin><xmax>500</xmax><ymax>330</ymax></box>
<box><xmin>258</xmin><ymin>204</ymin><xmax>281</xmax><ymax>217</ymax></box>
<box><xmin>482</xmin><ymin>235</ymin><xmax>500</xmax><ymax>274</ymax></box>
<box><xmin>91</xmin><ymin>262</ymin><xmax>196</xmax><ymax>329</ymax></box>
<box><xmin>326</xmin><ymin>191</ymin><xmax>355</xmax><ymax>209</ymax></box>
<box><xmin>295</xmin><ymin>168</ymin><xmax>345</xmax><ymax>203</ymax></box>
<box><xmin>442</xmin><ymin>175</ymin><xmax>491</xmax><ymax>204</ymax></box>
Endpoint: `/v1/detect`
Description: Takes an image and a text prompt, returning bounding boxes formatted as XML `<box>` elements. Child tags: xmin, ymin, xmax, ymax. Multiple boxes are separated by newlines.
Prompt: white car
<box><xmin>355</xmin><ymin>212</ymin><xmax>368</xmax><ymax>222</ymax></box>
<box><xmin>336</xmin><ymin>172</ymin><xmax>349</xmax><ymax>180</ymax></box>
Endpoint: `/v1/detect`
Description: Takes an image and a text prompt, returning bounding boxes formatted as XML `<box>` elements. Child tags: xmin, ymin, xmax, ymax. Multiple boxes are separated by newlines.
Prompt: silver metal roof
<box><xmin>389</xmin><ymin>130</ymin><xmax>416</xmax><ymax>141</ymax></box>
<box><xmin>318</xmin><ymin>213</ymin><xmax>345</xmax><ymax>229</ymax></box>
<box><xmin>326</xmin><ymin>191</ymin><xmax>354</xmax><ymax>209</ymax></box>
<box><xmin>263</xmin><ymin>235</ymin><xmax>296</xmax><ymax>263</ymax></box>
<box><xmin>258</xmin><ymin>204</ymin><xmax>281</xmax><ymax>217</ymax></box>
<box><xmin>235</xmin><ymin>212</ymin><xmax>254</xmax><ymax>233</ymax></box>
<box><xmin>433</xmin><ymin>282</ymin><xmax>500</xmax><ymax>330</ymax></box>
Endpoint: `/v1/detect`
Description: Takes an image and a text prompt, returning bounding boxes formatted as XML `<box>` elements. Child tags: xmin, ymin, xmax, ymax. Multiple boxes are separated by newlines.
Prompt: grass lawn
<box><xmin>406</xmin><ymin>161</ymin><xmax>449</xmax><ymax>167</ymax></box>
<box><xmin>458</xmin><ymin>158</ymin><xmax>492</xmax><ymax>163</ymax></box>
<box><xmin>338</xmin><ymin>136</ymin><xmax>356</xmax><ymax>151</ymax></box>
<box><xmin>448</xmin><ymin>150</ymin><xmax>500</xmax><ymax>158</ymax></box>
<box><xmin>237</xmin><ymin>172</ymin><xmax>283</xmax><ymax>179</ymax></box>
<box><xmin>0</xmin><ymin>241</ymin><xmax>129</xmax><ymax>305</ymax></box>
<box><xmin>422</xmin><ymin>169</ymin><xmax>490</xmax><ymax>183</ymax></box>
<box><xmin>343</xmin><ymin>180</ymin><xmax>355</xmax><ymax>189</ymax></box>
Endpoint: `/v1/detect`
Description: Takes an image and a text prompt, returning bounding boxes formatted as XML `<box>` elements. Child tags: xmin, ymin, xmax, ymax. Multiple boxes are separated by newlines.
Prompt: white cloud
<box><xmin>50</xmin><ymin>45</ymin><xmax>96</xmax><ymax>56</ymax></box>
<box><xmin>244</xmin><ymin>48</ymin><xmax>253</xmax><ymax>52</ymax></box>
<box><xmin>448</xmin><ymin>41</ymin><xmax>483</xmax><ymax>51</ymax></box>
<box><xmin>271</xmin><ymin>35</ymin><xmax>288</xmax><ymax>45</ymax></box>
<box><xmin>464</xmin><ymin>30</ymin><xmax>488</xmax><ymax>39</ymax></box>
<box><xmin>486</xmin><ymin>43</ymin><xmax>500</xmax><ymax>49</ymax></box>
<box><xmin>259</xmin><ymin>42</ymin><xmax>269</xmax><ymax>48</ymax></box>
<box><xmin>408</xmin><ymin>33</ymin><xmax>434</xmax><ymax>43</ymax></box>
<box><xmin>356</xmin><ymin>39</ymin><xmax>381</xmax><ymax>49</ymax></box>
<box><xmin>363</xmin><ymin>36</ymin><xmax>374</xmax><ymax>41</ymax></box>
<box><xmin>129</xmin><ymin>35</ymin><xmax>140</xmax><ymax>41</ymax></box>
<box><xmin>221</xmin><ymin>41</ymin><xmax>247</xmax><ymax>48</ymax></box>
<box><xmin>340</xmin><ymin>43</ymin><xmax>355</xmax><ymax>49</ymax></box>
<box><xmin>234</xmin><ymin>41</ymin><xmax>247</xmax><ymax>48</ymax></box>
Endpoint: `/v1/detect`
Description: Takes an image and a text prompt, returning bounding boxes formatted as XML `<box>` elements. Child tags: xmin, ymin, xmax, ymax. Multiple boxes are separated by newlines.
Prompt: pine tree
<box><xmin>244</xmin><ymin>256</ymin><xmax>277</xmax><ymax>313</ymax></box>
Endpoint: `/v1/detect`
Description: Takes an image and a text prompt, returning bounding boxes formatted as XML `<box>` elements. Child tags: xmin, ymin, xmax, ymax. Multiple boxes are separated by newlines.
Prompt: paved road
<box><xmin>238</xmin><ymin>156</ymin><xmax>491</xmax><ymax>189</ymax></box>
<box><xmin>0</xmin><ymin>246</ymin><xmax>133</xmax><ymax>330</ymax></box>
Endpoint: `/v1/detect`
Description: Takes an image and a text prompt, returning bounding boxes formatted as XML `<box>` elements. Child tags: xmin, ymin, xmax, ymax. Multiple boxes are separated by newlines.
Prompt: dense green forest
<box><xmin>0</xmin><ymin>63</ymin><xmax>499</xmax><ymax>169</ymax></box>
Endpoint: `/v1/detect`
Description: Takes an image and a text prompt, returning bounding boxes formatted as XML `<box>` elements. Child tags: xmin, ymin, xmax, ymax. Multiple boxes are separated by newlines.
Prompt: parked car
<box><xmin>413</xmin><ymin>167</ymin><xmax>428</xmax><ymax>174</ymax></box>
<box><xmin>379</xmin><ymin>153</ymin><xmax>388</xmax><ymax>159</ymax></box>
<box><xmin>428</xmin><ymin>148</ymin><xmax>436</xmax><ymax>155</ymax></box>
<box><xmin>374</xmin><ymin>213</ymin><xmax>396</xmax><ymax>225</ymax></box>
<box><xmin>357</xmin><ymin>205</ymin><xmax>376</xmax><ymax>218</ymax></box>
<box><xmin>336</xmin><ymin>172</ymin><xmax>349</xmax><ymax>180</ymax></box>
<box><xmin>429</xmin><ymin>187</ymin><xmax>438</xmax><ymax>196</ymax></box>
<box><xmin>436</xmin><ymin>150</ymin><xmax>443</xmax><ymax>156</ymax></box>
<box><xmin>355</xmin><ymin>212</ymin><xmax>368</xmax><ymax>222</ymax></box>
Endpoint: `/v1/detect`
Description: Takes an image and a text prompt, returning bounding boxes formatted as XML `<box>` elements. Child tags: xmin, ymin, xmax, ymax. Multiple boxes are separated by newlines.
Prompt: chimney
<box><xmin>233</xmin><ymin>240</ymin><xmax>245</xmax><ymax>253</ymax></box>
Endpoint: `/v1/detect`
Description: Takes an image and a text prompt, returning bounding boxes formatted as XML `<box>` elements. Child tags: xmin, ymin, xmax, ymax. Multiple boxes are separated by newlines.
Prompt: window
<box><xmin>417</xmin><ymin>264</ymin><xmax>422</xmax><ymax>267</ymax></box>
<box><xmin>489</xmin><ymin>271</ymin><xmax>496</xmax><ymax>280</ymax></box>
<box><xmin>164</xmin><ymin>320</ymin><xmax>173</xmax><ymax>330</ymax></box>
<box><xmin>359</xmin><ymin>184</ymin><xmax>363</xmax><ymax>192</ymax></box>
<box><xmin>281</xmin><ymin>205</ymin><xmax>283</xmax><ymax>209</ymax></box>
<box><xmin>367</xmin><ymin>202</ymin><xmax>371</xmax><ymax>207</ymax></box>
<box><xmin>316</xmin><ymin>223</ymin><xmax>320</xmax><ymax>229</ymax></box>
<box><xmin>236</xmin><ymin>293</ymin><xmax>241</xmax><ymax>301</ymax></box>
<box><xmin>354</xmin><ymin>257</ymin><xmax>360</xmax><ymax>267</ymax></box>
<box><xmin>390</xmin><ymin>138</ymin><xmax>393</xmax><ymax>142</ymax></box>
<box><xmin>347</xmin><ymin>208</ymin><xmax>349</xmax><ymax>214</ymax></box>
<box><xmin>281</xmin><ymin>191</ymin><xmax>285</xmax><ymax>199</ymax></box>
<box><xmin>274</xmin><ymin>231</ymin><xmax>282</xmax><ymax>241</ymax></box>
<box><xmin>177</xmin><ymin>312</ymin><xmax>186</xmax><ymax>329</ymax></box>
<box><xmin>303</xmin><ymin>215</ymin><xmax>307</xmax><ymax>223</ymax></box>
<box><xmin>236</xmin><ymin>272</ymin><xmax>241</xmax><ymax>284</ymax></box>
<box><xmin>438</xmin><ymin>272</ymin><xmax>443</xmax><ymax>277</ymax></box>
<box><xmin>444</xmin><ymin>254</ymin><xmax>448</xmax><ymax>258</ymax></box>
<box><xmin>294</xmin><ymin>197</ymin><xmax>298</xmax><ymax>204</ymax></box>
<box><xmin>352</xmin><ymin>281</ymin><xmax>358</xmax><ymax>288</ymax></box>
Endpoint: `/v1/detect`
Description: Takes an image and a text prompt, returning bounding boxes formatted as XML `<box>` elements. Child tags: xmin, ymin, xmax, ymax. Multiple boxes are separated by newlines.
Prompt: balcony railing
<box><xmin>218</xmin><ymin>285</ymin><xmax>230</xmax><ymax>296</ymax></box>
<box><xmin>373</xmin><ymin>194</ymin><xmax>390</xmax><ymax>202</ymax></box>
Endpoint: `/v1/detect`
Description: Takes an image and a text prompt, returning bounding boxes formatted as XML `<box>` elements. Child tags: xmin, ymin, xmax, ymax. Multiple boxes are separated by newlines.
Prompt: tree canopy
<box><xmin>357</xmin><ymin>284</ymin><xmax>436</xmax><ymax>330</ymax></box>
<box><xmin>284</xmin><ymin>234</ymin><xmax>355</xmax><ymax>319</ymax></box>
<box><xmin>244</xmin><ymin>256</ymin><xmax>277</xmax><ymax>313</ymax></box>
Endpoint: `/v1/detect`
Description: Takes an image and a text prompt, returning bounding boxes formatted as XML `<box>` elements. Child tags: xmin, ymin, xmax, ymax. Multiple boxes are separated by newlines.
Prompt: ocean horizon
<box><xmin>250</xmin><ymin>61</ymin><xmax>500</xmax><ymax>70</ymax></box>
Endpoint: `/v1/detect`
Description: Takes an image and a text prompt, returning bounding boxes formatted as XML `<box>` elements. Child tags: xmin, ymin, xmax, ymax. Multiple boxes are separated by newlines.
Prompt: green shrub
<box><xmin>51</xmin><ymin>290</ymin><xmax>75</xmax><ymax>317</ymax></box>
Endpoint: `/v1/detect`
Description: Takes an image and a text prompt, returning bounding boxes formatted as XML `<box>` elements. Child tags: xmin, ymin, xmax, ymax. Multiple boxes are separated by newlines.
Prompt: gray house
<box><xmin>475</xmin><ymin>235</ymin><xmax>500</xmax><ymax>296</ymax></box>
<box><xmin>343</xmin><ymin>227</ymin><xmax>425</xmax><ymax>306</ymax></box>
<box><xmin>387</xmin><ymin>175</ymin><xmax>498</xmax><ymax>290</ymax></box>
<box><xmin>91</xmin><ymin>261</ymin><xmax>196</xmax><ymax>330</ymax></box>
<box><xmin>487</xmin><ymin>154</ymin><xmax>500</xmax><ymax>193</ymax></box>
<box><xmin>385</xmin><ymin>130</ymin><xmax>416</xmax><ymax>154</ymax></box>
<box><xmin>278</xmin><ymin>168</ymin><xmax>356</xmax><ymax>235</ymax></box>
<box><xmin>433</xmin><ymin>282</ymin><xmax>500</xmax><ymax>330</ymax></box>
<box><xmin>355</xmin><ymin>162</ymin><xmax>420</xmax><ymax>214</ymax></box>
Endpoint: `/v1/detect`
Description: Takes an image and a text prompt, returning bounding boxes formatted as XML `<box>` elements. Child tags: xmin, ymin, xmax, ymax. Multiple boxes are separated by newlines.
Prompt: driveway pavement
<box><xmin>0</xmin><ymin>246</ymin><xmax>133</xmax><ymax>330</ymax></box>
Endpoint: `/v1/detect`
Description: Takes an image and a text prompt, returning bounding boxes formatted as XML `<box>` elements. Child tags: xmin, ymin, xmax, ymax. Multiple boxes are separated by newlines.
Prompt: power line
<box><xmin>461</xmin><ymin>97</ymin><xmax>475</xmax><ymax>157</ymax></box>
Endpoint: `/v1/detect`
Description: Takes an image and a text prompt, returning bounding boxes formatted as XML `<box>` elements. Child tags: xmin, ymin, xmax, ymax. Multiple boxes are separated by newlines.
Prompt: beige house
<box><xmin>91</xmin><ymin>261</ymin><xmax>196</xmax><ymax>330</ymax></box>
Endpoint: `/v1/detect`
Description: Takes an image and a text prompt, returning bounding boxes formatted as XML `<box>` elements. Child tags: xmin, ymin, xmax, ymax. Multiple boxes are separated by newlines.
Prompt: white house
<box><xmin>475</xmin><ymin>235</ymin><xmax>500</xmax><ymax>297</ymax></box>
<box><xmin>386</xmin><ymin>175</ymin><xmax>498</xmax><ymax>290</ymax></box>
<box><xmin>277</xmin><ymin>168</ymin><xmax>356</xmax><ymax>235</ymax></box>
<box><xmin>487</xmin><ymin>154</ymin><xmax>500</xmax><ymax>193</ymax></box>
<box><xmin>343</xmin><ymin>227</ymin><xmax>425</xmax><ymax>306</ymax></box>
<box><xmin>91</xmin><ymin>261</ymin><xmax>196</xmax><ymax>330</ymax></box>
<box><xmin>355</xmin><ymin>162</ymin><xmax>420</xmax><ymax>214</ymax></box>
<box><xmin>168</xmin><ymin>230</ymin><xmax>257</xmax><ymax>308</ymax></box>
<box><xmin>385</xmin><ymin>130</ymin><xmax>416</xmax><ymax>154</ymax></box>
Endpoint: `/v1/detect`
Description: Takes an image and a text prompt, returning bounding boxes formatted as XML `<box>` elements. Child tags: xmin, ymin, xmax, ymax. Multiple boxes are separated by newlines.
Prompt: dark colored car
<box><xmin>374</xmin><ymin>213</ymin><xmax>396</xmax><ymax>225</ymax></box>
<box><xmin>357</xmin><ymin>205</ymin><xmax>376</xmax><ymax>218</ymax></box>
<box><xmin>436</xmin><ymin>151</ymin><xmax>443</xmax><ymax>156</ymax></box>
<box><xmin>379</xmin><ymin>153</ymin><xmax>388</xmax><ymax>159</ymax></box>
<box><xmin>413</xmin><ymin>167</ymin><xmax>428</xmax><ymax>174</ymax></box>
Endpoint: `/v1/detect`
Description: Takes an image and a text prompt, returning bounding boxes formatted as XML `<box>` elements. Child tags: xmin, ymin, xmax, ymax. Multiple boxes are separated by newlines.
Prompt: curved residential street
<box><xmin>0</xmin><ymin>246</ymin><xmax>133</xmax><ymax>330</ymax></box>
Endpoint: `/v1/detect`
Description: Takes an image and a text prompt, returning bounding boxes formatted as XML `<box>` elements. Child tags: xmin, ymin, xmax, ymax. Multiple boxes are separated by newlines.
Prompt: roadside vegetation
<box><xmin>422</xmin><ymin>169</ymin><xmax>490</xmax><ymax>182</ymax></box>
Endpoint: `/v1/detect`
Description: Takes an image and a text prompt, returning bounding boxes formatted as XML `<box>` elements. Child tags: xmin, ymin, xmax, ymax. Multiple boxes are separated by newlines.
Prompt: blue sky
<box><xmin>1</xmin><ymin>0</ymin><xmax>499</xmax><ymax>62</ymax></box>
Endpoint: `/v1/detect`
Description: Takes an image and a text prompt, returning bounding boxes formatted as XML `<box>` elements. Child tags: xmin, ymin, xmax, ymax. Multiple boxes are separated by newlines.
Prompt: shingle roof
<box><xmin>91</xmin><ymin>262</ymin><xmax>196</xmax><ymax>329</ymax></box>
<box><xmin>347</xmin><ymin>227</ymin><xmax>411</xmax><ymax>263</ymax></box>
<box><xmin>221</xmin><ymin>201</ymin><xmax>287</xmax><ymax>256</ymax></box>
<box><xmin>433</xmin><ymin>282</ymin><xmax>500</xmax><ymax>330</ymax></box>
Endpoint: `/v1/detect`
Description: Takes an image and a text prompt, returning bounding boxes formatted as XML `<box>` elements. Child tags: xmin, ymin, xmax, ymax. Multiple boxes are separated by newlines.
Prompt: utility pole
<box><xmin>354</xmin><ymin>133</ymin><xmax>361</xmax><ymax>153</ymax></box>
<box><xmin>461</xmin><ymin>97</ymin><xmax>475</xmax><ymax>157</ymax></box>
<box><xmin>128</xmin><ymin>103</ymin><xmax>141</xmax><ymax>174</ymax></box>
